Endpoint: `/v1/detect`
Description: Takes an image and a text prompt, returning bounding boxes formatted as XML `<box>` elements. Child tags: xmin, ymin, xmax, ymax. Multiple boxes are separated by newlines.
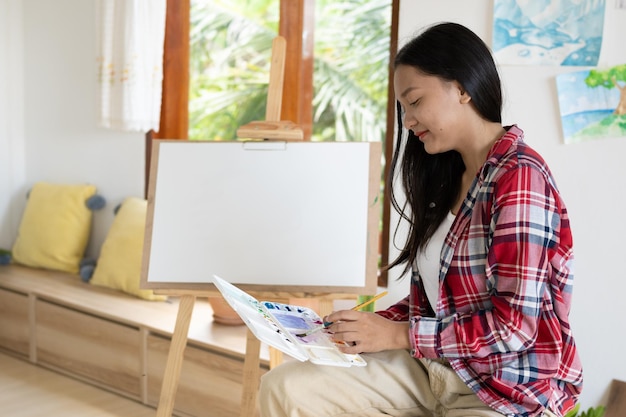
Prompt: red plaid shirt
<box><xmin>378</xmin><ymin>125</ymin><xmax>583</xmax><ymax>417</ymax></box>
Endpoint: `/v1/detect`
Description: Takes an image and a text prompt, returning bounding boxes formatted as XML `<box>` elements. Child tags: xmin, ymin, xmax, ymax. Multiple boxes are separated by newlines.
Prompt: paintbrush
<box><xmin>295</xmin><ymin>291</ymin><xmax>389</xmax><ymax>337</ymax></box>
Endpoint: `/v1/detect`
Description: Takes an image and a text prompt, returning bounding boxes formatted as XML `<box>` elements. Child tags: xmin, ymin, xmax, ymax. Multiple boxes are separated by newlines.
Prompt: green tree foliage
<box><xmin>189</xmin><ymin>0</ymin><xmax>278</xmax><ymax>140</ymax></box>
<box><xmin>584</xmin><ymin>64</ymin><xmax>626</xmax><ymax>115</ymax></box>
<box><xmin>313</xmin><ymin>0</ymin><xmax>391</xmax><ymax>142</ymax></box>
<box><xmin>189</xmin><ymin>0</ymin><xmax>391</xmax><ymax>142</ymax></box>
<box><xmin>585</xmin><ymin>64</ymin><xmax>626</xmax><ymax>89</ymax></box>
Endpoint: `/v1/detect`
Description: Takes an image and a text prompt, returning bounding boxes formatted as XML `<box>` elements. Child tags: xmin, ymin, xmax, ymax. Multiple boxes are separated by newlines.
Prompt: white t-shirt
<box><xmin>415</xmin><ymin>212</ymin><xmax>455</xmax><ymax>311</ymax></box>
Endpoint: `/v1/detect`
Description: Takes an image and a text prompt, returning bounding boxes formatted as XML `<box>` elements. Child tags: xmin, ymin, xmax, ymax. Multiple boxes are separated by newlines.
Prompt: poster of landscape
<box><xmin>556</xmin><ymin>64</ymin><xmax>626</xmax><ymax>143</ymax></box>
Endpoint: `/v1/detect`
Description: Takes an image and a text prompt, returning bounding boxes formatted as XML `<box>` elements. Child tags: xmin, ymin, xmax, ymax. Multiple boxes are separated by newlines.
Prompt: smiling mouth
<box><xmin>414</xmin><ymin>130</ymin><xmax>428</xmax><ymax>138</ymax></box>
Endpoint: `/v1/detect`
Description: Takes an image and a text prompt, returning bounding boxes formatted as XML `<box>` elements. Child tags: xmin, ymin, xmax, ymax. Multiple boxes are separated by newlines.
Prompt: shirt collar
<box><xmin>481</xmin><ymin>124</ymin><xmax>524</xmax><ymax>178</ymax></box>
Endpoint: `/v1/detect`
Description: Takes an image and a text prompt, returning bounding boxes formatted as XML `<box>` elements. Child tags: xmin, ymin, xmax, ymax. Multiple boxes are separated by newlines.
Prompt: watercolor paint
<box><xmin>213</xmin><ymin>275</ymin><xmax>367</xmax><ymax>367</ymax></box>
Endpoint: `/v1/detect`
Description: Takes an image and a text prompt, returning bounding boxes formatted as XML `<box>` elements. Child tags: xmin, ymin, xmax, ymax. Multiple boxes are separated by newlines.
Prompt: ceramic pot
<box><xmin>207</xmin><ymin>296</ymin><xmax>244</xmax><ymax>325</ymax></box>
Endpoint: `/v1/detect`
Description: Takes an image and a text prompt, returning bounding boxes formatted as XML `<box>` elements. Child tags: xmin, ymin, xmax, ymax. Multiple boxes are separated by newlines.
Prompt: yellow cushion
<box><xmin>90</xmin><ymin>197</ymin><xmax>166</xmax><ymax>301</ymax></box>
<box><xmin>12</xmin><ymin>182</ymin><xmax>97</xmax><ymax>273</ymax></box>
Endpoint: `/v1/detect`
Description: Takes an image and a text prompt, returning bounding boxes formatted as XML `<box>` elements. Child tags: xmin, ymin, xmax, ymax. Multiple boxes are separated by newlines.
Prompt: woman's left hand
<box><xmin>324</xmin><ymin>310</ymin><xmax>410</xmax><ymax>354</ymax></box>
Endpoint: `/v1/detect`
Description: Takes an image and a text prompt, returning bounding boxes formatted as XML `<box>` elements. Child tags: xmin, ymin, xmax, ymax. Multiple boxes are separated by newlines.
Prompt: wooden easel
<box><xmin>236</xmin><ymin>36</ymin><xmax>303</xmax><ymax>141</ymax></box>
<box><xmin>155</xmin><ymin>36</ymin><xmax>309</xmax><ymax>417</ymax></box>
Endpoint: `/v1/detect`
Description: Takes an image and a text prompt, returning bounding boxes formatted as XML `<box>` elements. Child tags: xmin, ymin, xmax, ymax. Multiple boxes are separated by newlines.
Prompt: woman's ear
<box><xmin>459</xmin><ymin>88</ymin><xmax>472</xmax><ymax>104</ymax></box>
<box><xmin>453</xmin><ymin>81</ymin><xmax>471</xmax><ymax>104</ymax></box>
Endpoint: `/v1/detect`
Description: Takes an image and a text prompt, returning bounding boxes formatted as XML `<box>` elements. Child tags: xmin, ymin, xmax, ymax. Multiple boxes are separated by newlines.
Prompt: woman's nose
<box><xmin>402</xmin><ymin>111</ymin><xmax>416</xmax><ymax>130</ymax></box>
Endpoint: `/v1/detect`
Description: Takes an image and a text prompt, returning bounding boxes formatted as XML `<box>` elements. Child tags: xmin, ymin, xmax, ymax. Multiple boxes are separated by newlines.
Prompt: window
<box><xmin>188</xmin><ymin>0</ymin><xmax>391</xmax><ymax>145</ymax></box>
<box><xmin>189</xmin><ymin>0</ymin><xmax>279</xmax><ymax>141</ymax></box>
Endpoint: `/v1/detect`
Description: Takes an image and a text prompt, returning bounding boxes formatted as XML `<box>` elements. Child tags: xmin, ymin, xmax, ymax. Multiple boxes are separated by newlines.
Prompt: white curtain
<box><xmin>96</xmin><ymin>0</ymin><xmax>167</xmax><ymax>132</ymax></box>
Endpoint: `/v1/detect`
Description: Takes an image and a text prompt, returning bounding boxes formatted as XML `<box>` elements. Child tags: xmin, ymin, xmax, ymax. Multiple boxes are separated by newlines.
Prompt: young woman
<box><xmin>259</xmin><ymin>22</ymin><xmax>583</xmax><ymax>417</ymax></box>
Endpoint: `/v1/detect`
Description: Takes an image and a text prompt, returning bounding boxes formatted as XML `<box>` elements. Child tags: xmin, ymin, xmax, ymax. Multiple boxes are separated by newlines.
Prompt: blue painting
<box><xmin>493</xmin><ymin>0</ymin><xmax>606</xmax><ymax>66</ymax></box>
<box><xmin>556</xmin><ymin>65</ymin><xmax>626</xmax><ymax>143</ymax></box>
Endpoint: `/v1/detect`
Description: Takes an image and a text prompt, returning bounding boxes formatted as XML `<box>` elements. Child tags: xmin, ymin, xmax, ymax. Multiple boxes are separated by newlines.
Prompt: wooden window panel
<box><xmin>278</xmin><ymin>0</ymin><xmax>314</xmax><ymax>141</ymax></box>
<box><xmin>145</xmin><ymin>0</ymin><xmax>190</xmax><ymax>196</ymax></box>
<box><xmin>379</xmin><ymin>0</ymin><xmax>399</xmax><ymax>287</ymax></box>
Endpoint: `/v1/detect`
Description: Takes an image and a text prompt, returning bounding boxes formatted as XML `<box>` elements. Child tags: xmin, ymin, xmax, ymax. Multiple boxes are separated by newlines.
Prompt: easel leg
<box><xmin>269</xmin><ymin>347</ymin><xmax>283</xmax><ymax>369</ymax></box>
<box><xmin>241</xmin><ymin>328</ymin><xmax>262</xmax><ymax>417</ymax></box>
<box><xmin>157</xmin><ymin>294</ymin><xmax>196</xmax><ymax>417</ymax></box>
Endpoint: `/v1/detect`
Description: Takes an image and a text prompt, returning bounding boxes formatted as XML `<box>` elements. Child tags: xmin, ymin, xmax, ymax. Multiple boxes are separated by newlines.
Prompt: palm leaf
<box><xmin>189</xmin><ymin>0</ymin><xmax>392</xmax><ymax>142</ymax></box>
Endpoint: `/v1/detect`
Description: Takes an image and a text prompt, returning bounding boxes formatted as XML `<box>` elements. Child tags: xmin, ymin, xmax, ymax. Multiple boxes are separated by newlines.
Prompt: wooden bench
<box><xmin>0</xmin><ymin>264</ymin><xmax>269</xmax><ymax>417</ymax></box>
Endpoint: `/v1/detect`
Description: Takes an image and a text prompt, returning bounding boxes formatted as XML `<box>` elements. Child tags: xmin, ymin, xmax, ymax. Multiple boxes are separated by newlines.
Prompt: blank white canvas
<box><xmin>144</xmin><ymin>140</ymin><xmax>378</xmax><ymax>290</ymax></box>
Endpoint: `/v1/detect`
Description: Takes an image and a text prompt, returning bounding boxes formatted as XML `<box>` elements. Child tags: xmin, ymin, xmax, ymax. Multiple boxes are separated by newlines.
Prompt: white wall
<box><xmin>0</xmin><ymin>0</ymin><xmax>145</xmax><ymax>256</ymax></box>
<box><xmin>0</xmin><ymin>0</ymin><xmax>623</xmax><ymax>411</ymax></box>
<box><xmin>384</xmin><ymin>0</ymin><xmax>626</xmax><ymax>410</ymax></box>
<box><xmin>0</xmin><ymin>0</ymin><xmax>25</xmax><ymax>250</ymax></box>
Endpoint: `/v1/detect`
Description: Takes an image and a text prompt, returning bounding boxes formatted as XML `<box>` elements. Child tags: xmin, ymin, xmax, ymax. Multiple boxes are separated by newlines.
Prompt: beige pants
<box><xmin>258</xmin><ymin>350</ymin><xmax>504</xmax><ymax>417</ymax></box>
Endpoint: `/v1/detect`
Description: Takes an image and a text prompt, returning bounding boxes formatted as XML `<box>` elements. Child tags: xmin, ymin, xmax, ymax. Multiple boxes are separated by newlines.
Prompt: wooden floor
<box><xmin>0</xmin><ymin>352</ymin><xmax>156</xmax><ymax>417</ymax></box>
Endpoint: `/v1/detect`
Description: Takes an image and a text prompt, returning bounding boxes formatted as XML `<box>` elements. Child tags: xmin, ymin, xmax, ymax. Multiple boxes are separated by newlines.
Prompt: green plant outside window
<box><xmin>189</xmin><ymin>0</ymin><xmax>391</xmax><ymax>144</ymax></box>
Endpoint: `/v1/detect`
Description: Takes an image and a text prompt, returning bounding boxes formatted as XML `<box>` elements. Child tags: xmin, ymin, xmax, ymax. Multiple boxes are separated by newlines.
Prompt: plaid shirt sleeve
<box><xmin>376</xmin><ymin>295</ymin><xmax>410</xmax><ymax>320</ymax></box>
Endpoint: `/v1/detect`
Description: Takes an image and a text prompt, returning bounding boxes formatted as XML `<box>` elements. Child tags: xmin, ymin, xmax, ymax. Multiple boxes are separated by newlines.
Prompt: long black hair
<box><xmin>386</xmin><ymin>22</ymin><xmax>503</xmax><ymax>276</ymax></box>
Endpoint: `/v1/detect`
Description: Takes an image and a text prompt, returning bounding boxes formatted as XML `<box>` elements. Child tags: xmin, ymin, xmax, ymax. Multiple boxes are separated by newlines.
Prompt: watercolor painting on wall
<box><xmin>493</xmin><ymin>0</ymin><xmax>606</xmax><ymax>66</ymax></box>
<box><xmin>556</xmin><ymin>64</ymin><xmax>626</xmax><ymax>144</ymax></box>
